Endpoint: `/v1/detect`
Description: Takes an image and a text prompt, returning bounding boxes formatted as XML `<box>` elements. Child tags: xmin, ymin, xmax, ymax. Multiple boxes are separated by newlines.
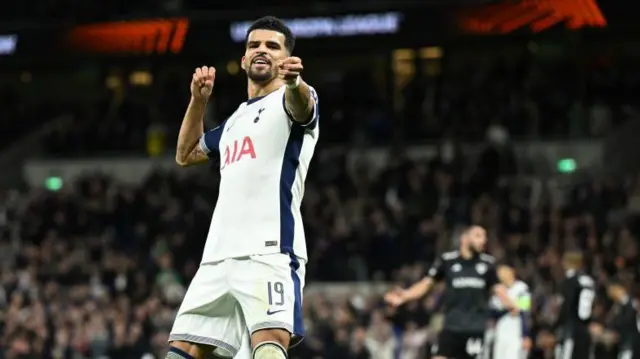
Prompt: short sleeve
<box><xmin>199</xmin><ymin>120</ymin><xmax>227</xmax><ymax>158</ymax></box>
<box><xmin>427</xmin><ymin>256</ymin><xmax>445</xmax><ymax>281</ymax></box>
<box><xmin>283</xmin><ymin>86</ymin><xmax>319</xmax><ymax>130</ymax></box>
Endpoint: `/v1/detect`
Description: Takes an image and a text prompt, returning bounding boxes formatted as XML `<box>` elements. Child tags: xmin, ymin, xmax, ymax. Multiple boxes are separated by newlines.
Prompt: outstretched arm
<box><xmin>279</xmin><ymin>57</ymin><xmax>318</xmax><ymax>125</ymax></box>
<box><xmin>284</xmin><ymin>78</ymin><xmax>315</xmax><ymax>124</ymax></box>
<box><xmin>384</xmin><ymin>277</ymin><xmax>435</xmax><ymax>308</ymax></box>
<box><xmin>403</xmin><ymin>277</ymin><xmax>435</xmax><ymax>301</ymax></box>
<box><xmin>385</xmin><ymin>256</ymin><xmax>444</xmax><ymax>307</ymax></box>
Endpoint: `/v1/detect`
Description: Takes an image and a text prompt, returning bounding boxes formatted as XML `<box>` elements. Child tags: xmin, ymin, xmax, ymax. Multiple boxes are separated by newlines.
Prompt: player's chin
<box><xmin>248</xmin><ymin>70</ymin><xmax>274</xmax><ymax>83</ymax></box>
<box><xmin>471</xmin><ymin>246</ymin><xmax>484</xmax><ymax>254</ymax></box>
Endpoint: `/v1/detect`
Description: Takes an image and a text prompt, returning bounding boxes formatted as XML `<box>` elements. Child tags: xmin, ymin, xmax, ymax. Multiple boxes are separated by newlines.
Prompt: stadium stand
<box><xmin>35</xmin><ymin>50</ymin><xmax>640</xmax><ymax>158</ymax></box>
<box><xmin>2</xmin><ymin>158</ymin><xmax>640</xmax><ymax>358</ymax></box>
<box><xmin>2</xmin><ymin>1</ymin><xmax>640</xmax><ymax>359</ymax></box>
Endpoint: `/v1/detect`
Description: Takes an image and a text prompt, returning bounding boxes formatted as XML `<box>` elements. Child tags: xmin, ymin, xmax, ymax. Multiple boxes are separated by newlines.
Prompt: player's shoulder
<box><xmin>577</xmin><ymin>273</ymin><xmax>595</xmax><ymax>287</ymax></box>
<box><xmin>236</xmin><ymin>99</ymin><xmax>249</xmax><ymax>110</ymax></box>
<box><xmin>478</xmin><ymin>253</ymin><xmax>496</xmax><ymax>265</ymax></box>
<box><xmin>513</xmin><ymin>280</ymin><xmax>530</xmax><ymax>292</ymax></box>
<box><xmin>440</xmin><ymin>250</ymin><xmax>460</xmax><ymax>261</ymax></box>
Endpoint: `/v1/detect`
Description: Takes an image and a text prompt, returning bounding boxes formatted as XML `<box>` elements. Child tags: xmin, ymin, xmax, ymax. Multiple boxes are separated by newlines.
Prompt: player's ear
<box><xmin>240</xmin><ymin>56</ymin><xmax>246</xmax><ymax>71</ymax></box>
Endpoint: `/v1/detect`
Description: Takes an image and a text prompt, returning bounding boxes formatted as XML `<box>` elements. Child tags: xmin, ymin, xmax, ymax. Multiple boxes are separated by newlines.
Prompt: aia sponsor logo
<box><xmin>221</xmin><ymin>136</ymin><xmax>257</xmax><ymax>170</ymax></box>
<box><xmin>66</xmin><ymin>18</ymin><xmax>189</xmax><ymax>55</ymax></box>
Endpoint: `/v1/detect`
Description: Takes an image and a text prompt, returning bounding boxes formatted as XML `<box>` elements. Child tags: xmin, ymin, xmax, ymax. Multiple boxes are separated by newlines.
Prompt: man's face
<box><xmin>242</xmin><ymin>29</ymin><xmax>288</xmax><ymax>83</ymax></box>
<box><xmin>497</xmin><ymin>265</ymin><xmax>514</xmax><ymax>283</ymax></box>
<box><xmin>607</xmin><ymin>284</ymin><xmax>624</xmax><ymax>302</ymax></box>
<box><xmin>467</xmin><ymin>226</ymin><xmax>487</xmax><ymax>253</ymax></box>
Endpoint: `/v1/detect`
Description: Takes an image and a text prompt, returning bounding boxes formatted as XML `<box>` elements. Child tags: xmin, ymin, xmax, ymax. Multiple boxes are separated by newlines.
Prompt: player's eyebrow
<box><xmin>265</xmin><ymin>40</ymin><xmax>281</xmax><ymax>48</ymax></box>
<box><xmin>246</xmin><ymin>40</ymin><xmax>282</xmax><ymax>49</ymax></box>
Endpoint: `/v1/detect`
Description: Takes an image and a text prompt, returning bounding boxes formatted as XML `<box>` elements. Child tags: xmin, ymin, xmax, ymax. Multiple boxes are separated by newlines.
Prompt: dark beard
<box><xmin>247</xmin><ymin>69</ymin><xmax>273</xmax><ymax>83</ymax></box>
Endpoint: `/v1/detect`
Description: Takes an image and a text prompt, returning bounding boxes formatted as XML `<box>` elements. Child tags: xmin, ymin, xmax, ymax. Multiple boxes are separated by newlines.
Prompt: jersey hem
<box><xmin>200</xmin><ymin>252</ymin><xmax>308</xmax><ymax>265</ymax></box>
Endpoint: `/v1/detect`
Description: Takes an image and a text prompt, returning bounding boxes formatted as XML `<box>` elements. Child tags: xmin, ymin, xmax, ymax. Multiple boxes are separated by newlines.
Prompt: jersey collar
<box><xmin>246</xmin><ymin>95</ymin><xmax>266</xmax><ymax>105</ymax></box>
<box><xmin>621</xmin><ymin>295</ymin><xmax>630</xmax><ymax>305</ymax></box>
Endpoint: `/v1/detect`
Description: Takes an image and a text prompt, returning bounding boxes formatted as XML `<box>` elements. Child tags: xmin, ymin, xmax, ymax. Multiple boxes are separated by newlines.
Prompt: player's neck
<box><xmin>460</xmin><ymin>247</ymin><xmax>474</xmax><ymax>259</ymax></box>
<box><xmin>565</xmin><ymin>268</ymin><xmax>579</xmax><ymax>277</ymax></box>
<box><xmin>504</xmin><ymin>279</ymin><xmax>515</xmax><ymax>287</ymax></box>
<box><xmin>247</xmin><ymin>78</ymin><xmax>284</xmax><ymax>99</ymax></box>
<box><xmin>619</xmin><ymin>294</ymin><xmax>629</xmax><ymax>304</ymax></box>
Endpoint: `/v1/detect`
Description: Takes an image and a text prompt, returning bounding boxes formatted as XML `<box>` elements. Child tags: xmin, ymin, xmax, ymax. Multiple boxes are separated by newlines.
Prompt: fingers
<box><xmin>384</xmin><ymin>291</ymin><xmax>402</xmax><ymax>307</ymax></box>
<box><xmin>277</xmin><ymin>57</ymin><xmax>303</xmax><ymax>75</ymax></box>
<box><xmin>193</xmin><ymin>66</ymin><xmax>216</xmax><ymax>85</ymax></box>
<box><xmin>280</xmin><ymin>65</ymin><xmax>304</xmax><ymax>75</ymax></box>
<box><xmin>278</xmin><ymin>62</ymin><xmax>303</xmax><ymax>72</ymax></box>
<box><xmin>278</xmin><ymin>56</ymin><xmax>301</xmax><ymax>66</ymax></box>
<box><xmin>278</xmin><ymin>66</ymin><xmax>303</xmax><ymax>80</ymax></box>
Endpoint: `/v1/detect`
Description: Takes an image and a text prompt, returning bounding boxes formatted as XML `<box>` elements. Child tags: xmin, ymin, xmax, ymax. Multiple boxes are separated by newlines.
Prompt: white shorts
<box><xmin>493</xmin><ymin>338</ymin><xmax>527</xmax><ymax>359</ymax></box>
<box><xmin>169</xmin><ymin>253</ymin><xmax>306</xmax><ymax>357</ymax></box>
<box><xmin>232</xmin><ymin>332</ymin><xmax>252</xmax><ymax>359</ymax></box>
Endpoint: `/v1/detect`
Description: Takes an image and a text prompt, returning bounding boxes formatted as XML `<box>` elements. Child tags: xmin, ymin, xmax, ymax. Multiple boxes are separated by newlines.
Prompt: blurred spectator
<box><xmin>13</xmin><ymin>48</ymin><xmax>636</xmax><ymax>158</ymax></box>
<box><xmin>1</xmin><ymin>145</ymin><xmax>639</xmax><ymax>358</ymax></box>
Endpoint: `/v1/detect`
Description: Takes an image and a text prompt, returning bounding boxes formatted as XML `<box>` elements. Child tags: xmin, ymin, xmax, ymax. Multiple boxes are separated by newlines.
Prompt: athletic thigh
<box><xmin>232</xmin><ymin>331</ymin><xmax>253</xmax><ymax>359</ymax></box>
<box><xmin>435</xmin><ymin>331</ymin><xmax>485</xmax><ymax>359</ymax></box>
<box><xmin>169</xmin><ymin>262</ymin><xmax>244</xmax><ymax>357</ymax></box>
<box><xmin>493</xmin><ymin>339</ymin><xmax>523</xmax><ymax>359</ymax></box>
<box><xmin>229</xmin><ymin>254</ymin><xmax>306</xmax><ymax>347</ymax></box>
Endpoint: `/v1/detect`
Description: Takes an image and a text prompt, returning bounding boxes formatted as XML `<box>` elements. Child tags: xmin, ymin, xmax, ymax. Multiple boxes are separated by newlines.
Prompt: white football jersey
<box><xmin>198</xmin><ymin>85</ymin><xmax>319</xmax><ymax>263</ymax></box>
<box><xmin>491</xmin><ymin>280</ymin><xmax>530</xmax><ymax>339</ymax></box>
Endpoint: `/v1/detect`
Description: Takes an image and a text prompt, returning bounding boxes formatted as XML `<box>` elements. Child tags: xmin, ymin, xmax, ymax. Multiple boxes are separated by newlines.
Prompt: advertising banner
<box><xmin>62</xmin><ymin>11</ymin><xmax>446</xmax><ymax>58</ymax></box>
<box><xmin>0</xmin><ymin>0</ymin><xmax>621</xmax><ymax>62</ymax></box>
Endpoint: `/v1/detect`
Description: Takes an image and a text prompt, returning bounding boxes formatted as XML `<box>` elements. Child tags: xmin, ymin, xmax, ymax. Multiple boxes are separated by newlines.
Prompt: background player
<box><xmin>605</xmin><ymin>279</ymin><xmax>640</xmax><ymax>359</ymax></box>
<box><xmin>384</xmin><ymin>225</ymin><xmax>518</xmax><ymax>359</ymax></box>
<box><xmin>490</xmin><ymin>262</ymin><xmax>532</xmax><ymax>359</ymax></box>
<box><xmin>553</xmin><ymin>251</ymin><xmax>595</xmax><ymax>359</ymax></box>
<box><xmin>169</xmin><ymin>16</ymin><xmax>319</xmax><ymax>359</ymax></box>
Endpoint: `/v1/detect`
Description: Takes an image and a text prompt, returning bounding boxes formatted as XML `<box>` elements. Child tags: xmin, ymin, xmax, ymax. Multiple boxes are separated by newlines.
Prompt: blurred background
<box><xmin>1</xmin><ymin>0</ymin><xmax>639</xmax><ymax>358</ymax></box>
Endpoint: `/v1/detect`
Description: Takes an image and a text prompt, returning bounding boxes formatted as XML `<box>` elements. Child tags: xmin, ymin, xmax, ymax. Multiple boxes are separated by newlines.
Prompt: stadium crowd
<box><xmin>30</xmin><ymin>45</ymin><xmax>640</xmax><ymax>158</ymax></box>
<box><xmin>2</xmin><ymin>4</ymin><xmax>640</xmax><ymax>359</ymax></box>
<box><xmin>2</xmin><ymin>136</ymin><xmax>640</xmax><ymax>358</ymax></box>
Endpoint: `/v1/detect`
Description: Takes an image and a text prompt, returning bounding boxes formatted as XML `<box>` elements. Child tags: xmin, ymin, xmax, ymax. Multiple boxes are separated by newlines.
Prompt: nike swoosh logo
<box><xmin>267</xmin><ymin>309</ymin><xmax>285</xmax><ymax>315</ymax></box>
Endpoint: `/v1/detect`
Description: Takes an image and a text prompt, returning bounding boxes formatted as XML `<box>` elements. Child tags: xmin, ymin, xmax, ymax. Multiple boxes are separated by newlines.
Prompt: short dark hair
<box><xmin>245</xmin><ymin>16</ymin><xmax>295</xmax><ymax>53</ymax></box>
